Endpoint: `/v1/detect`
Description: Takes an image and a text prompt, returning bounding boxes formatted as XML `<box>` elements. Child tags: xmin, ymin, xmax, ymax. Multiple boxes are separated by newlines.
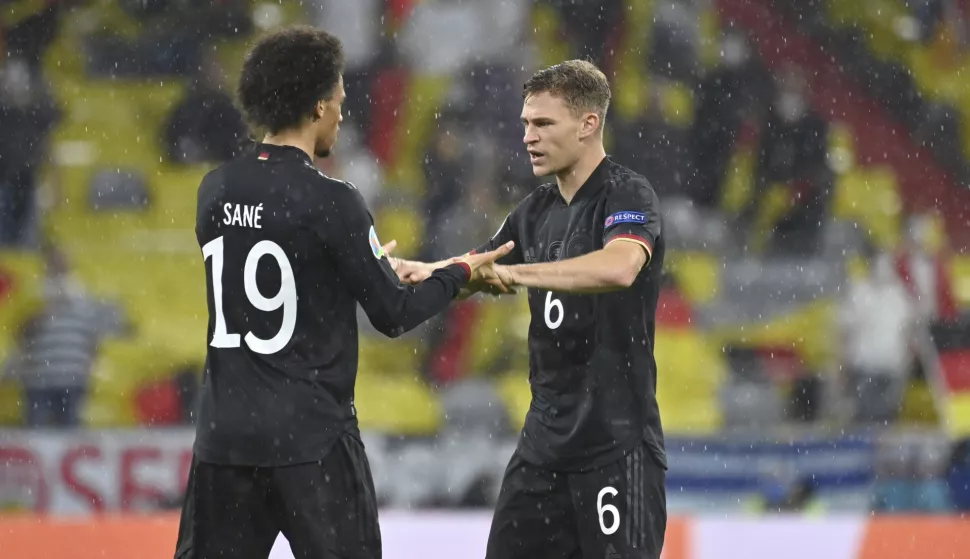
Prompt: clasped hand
<box><xmin>382</xmin><ymin>240</ymin><xmax>517</xmax><ymax>296</ymax></box>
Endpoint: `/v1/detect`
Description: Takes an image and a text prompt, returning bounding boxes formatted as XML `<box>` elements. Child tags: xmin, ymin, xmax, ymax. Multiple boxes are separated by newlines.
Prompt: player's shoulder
<box><xmin>300</xmin><ymin>167</ymin><xmax>367</xmax><ymax>213</ymax></box>
<box><xmin>604</xmin><ymin>159</ymin><xmax>657</xmax><ymax>196</ymax></box>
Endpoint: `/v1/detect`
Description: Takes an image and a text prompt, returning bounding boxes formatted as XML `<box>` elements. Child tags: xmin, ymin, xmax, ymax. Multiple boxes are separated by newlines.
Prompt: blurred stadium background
<box><xmin>2</xmin><ymin>0</ymin><xmax>970</xmax><ymax>557</ymax></box>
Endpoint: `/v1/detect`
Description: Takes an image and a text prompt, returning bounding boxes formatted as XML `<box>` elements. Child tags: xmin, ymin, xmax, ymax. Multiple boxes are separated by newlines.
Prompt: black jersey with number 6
<box><xmin>193</xmin><ymin>143</ymin><xmax>469</xmax><ymax>467</ymax></box>
<box><xmin>476</xmin><ymin>157</ymin><xmax>666</xmax><ymax>472</ymax></box>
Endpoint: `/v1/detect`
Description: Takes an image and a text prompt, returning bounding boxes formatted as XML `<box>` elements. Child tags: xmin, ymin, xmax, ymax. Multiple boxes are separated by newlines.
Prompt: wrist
<box><xmin>453</xmin><ymin>262</ymin><xmax>472</xmax><ymax>283</ymax></box>
<box><xmin>505</xmin><ymin>265</ymin><xmax>521</xmax><ymax>287</ymax></box>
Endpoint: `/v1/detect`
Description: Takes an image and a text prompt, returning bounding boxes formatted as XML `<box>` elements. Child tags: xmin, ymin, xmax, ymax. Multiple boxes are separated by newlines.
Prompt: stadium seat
<box><xmin>387</xmin><ymin>75</ymin><xmax>453</xmax><ymax>195</ymax></box>
<box><xmin>832</xmin><ymin>166</ymin><xmax>902</xmax><ymax>250</ymax></box>
<box><xmin>496</xmin><ymin>369</ymin><xmax>531</xmax><ymax>431</ymax></box>
<box><xmin>950</xmin><ymin>255</ymin><xmax>970</xmax><ymax>309</ymax></box>
<box><xmin>496</xmin><ymin>326</ymin><xmax>727</xmax><ymax>435</ymax></box>
<box><xmin>354</xmin><ymin>371</ymin><xmax>443</xmax><ymax>435</ymax></box>
<box><xmin>654</xmin><ymin>327</ymin><xmax>726</xmax><ymax>434</ymax></box>
<box><xmin>665</xmin><ymin>251</ymin><xmax>720</xmax><ymax>304</ymax></box>
<box><xmin>374</xmin><ymin>205</ymin><xmax>425</xmax><ymax>259</ymax></box>
<box><xmin>463</xmin><ymin>295</ymin><xmax>530</xmax><ymax>378</ymax></box>
<box><xmin>0</xmin><ymin>251</ymin><xmax>45</xmax><ymax>343</ymax></box>
<box><xmin>0</xmin><ymin>251</ymin><xmax>45</xmax><ymax>426</ymax></box>
<box><xmin>709</xmin><ymin>299</ymin><xmax>839</xmax><ymax>375</ymax></box>
<box><xmin>84</xmin><ymin>338</ymin><xmax>187</xmax><ymax>427</ymax></box>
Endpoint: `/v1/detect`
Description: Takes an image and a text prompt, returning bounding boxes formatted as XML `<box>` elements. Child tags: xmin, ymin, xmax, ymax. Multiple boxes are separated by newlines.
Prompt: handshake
<box><xmin>382</xmin><ymin>240</ymin><xmax>518</xmax><ymax>296</ymax></box>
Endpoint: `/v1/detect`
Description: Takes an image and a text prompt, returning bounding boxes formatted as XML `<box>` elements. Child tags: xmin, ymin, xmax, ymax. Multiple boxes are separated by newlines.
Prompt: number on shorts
<box><xmin>597</xmin><ymin>486</ymin><xmax>620</xmax><ymax>535</ymax></box>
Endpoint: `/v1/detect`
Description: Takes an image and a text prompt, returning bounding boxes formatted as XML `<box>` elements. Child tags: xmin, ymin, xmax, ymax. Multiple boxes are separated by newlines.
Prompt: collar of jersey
<box><xmin>254</xmin><ymin>142</ymin><xmax>314</xmax><ymax>164</ymax></box>
<box><xmin>557</xmin><ymin>155</ymin><xmax>610</xmax><ymax>205</ymax></box>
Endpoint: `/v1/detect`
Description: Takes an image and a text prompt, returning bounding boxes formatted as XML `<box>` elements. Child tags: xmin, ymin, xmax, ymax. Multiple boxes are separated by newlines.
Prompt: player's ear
<box><xmin>579</xmin><ymin>112</ymin><xmax>600</xmax><ymax>139</ymax></box>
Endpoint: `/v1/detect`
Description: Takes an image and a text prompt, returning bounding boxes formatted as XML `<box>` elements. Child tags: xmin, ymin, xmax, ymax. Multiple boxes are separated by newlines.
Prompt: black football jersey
<box><xmin>477</xmin><ymin>157</ymin><xmax>666</xmax><ymax>472</ymax></box>
<box><xmin>193</xmin><ymin>143</ymin><xmax>469</xmax><ymax>466</ymax></box>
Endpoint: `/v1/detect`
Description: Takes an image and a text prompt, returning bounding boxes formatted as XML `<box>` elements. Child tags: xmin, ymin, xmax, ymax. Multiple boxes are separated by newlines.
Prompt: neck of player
<box><xmin>555</xmin><ymin>146</ymin><xmax>607</xmax><ymax>204</ymax></box>
<box><xmin>262</xmin><ymin>129</ymin><xmax>316</xmax><ymax>161</ymax></box>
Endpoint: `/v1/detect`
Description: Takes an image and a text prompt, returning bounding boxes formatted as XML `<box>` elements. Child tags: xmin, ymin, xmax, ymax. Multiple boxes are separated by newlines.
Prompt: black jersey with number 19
<box><xmin>193</xmin><ymin>143</ymin><xmax>469</xmax><ymax>467</ymax></box>
<box><xmin>477</xmin><ymin>156</ymin><xmax>666</xmax><ymax>472</ymax></box>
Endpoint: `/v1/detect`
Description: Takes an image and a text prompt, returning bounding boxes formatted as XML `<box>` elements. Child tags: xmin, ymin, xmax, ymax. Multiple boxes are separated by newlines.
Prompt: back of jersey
<box><xmin>192</xmin><ymin>144</ymin><xmax>359</xmax><ymax>467</ymax></box>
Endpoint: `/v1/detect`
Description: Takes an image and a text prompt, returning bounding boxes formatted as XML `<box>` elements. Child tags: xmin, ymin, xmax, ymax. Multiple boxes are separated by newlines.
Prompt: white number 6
<box><xmin>544</xmin><ymin>291</ymin><xmax>563</xmax><ymax>330</ymax></box>
<box><xmin>597</xmin><ymin>486</ymin><xmax>620</xmax><ymax>535</ymax></box>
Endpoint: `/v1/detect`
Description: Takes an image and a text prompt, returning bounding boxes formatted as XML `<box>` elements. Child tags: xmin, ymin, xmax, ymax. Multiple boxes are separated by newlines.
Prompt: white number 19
<box><xmin>202</xmin><ymin>236</ymin><xmax>297</xmax><ymax>355</ymax></box>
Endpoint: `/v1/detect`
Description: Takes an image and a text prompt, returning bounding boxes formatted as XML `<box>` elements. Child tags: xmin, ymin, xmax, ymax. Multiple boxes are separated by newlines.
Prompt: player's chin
<box><xmin>315</xmin><ymin>139</ymin><xmax>335</xmax><ymax>158</ymax></box>
<box><xmin>530</xmin><ymin>162</ymin><xmax>552</xmax><ymax>177</ymax></box>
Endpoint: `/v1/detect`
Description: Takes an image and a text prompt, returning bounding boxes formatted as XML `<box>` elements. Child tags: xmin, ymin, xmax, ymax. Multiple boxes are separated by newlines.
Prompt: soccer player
<box><xmin>396</xmin><ymin>59</ymin><xmax>667</xmax><ymax>559</ymax></box>
<box><xmin>173</xmin><ymin>26</ymin><xmax>512</xmax><ymax>559</ymax></box>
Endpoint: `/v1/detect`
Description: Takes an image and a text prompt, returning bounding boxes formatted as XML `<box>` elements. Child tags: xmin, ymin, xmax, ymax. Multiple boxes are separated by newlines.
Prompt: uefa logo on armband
<box><xmin>605</xmin><ymin>211</ymin><xmax>646</xmax><ymax>228</ymax></box>
<box><xmin>368</xmin><ymin>226</ymin><xmax>384</xmax><ymax>260</ymax></box>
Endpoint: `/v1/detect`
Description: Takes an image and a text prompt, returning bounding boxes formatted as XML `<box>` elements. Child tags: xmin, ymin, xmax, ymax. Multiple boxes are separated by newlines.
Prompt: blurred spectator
<box><xmin>686</xmin><ymin>31</ymin><xmax>770</xmax><ymax>208</ymax></box>
<box><xmin>311</xmin><ymin>0</ymin><xmax>381</xmax><ymax>129</ymax></box>
<box><xmin>839</xmin><ymin>250</ymin><xmax>917</xmax><ymax>424</ymax></box>
<box><xmin>750</xmin><ymin>467</ymin><xmax>823</xmax><ymax>514</ymax></box>
<box><xmin>420</xmin><ymin>117</ymin><xmax>475</xmax><ymax>262</ymax></box>
<box><xmin>894</xmin><ymin>213</ymin><xmax>959</xmax><ymax>323</ymax></box>
<box><xmin>613</xmin><ymin>77</ymin><xmax>688</xmax><ymax>200</ymax></box>
<box><xmin>11</xmin><ymin>249</ymin><xmax>94</xmax><ymax>427</ymax></box>
<box><xmin>946</xmin><ymin>437</ymin><xmax>970</xmax><ymax>512</ymax></box>
<box><xmin>1</xmin><ymin>0</ymin><xmax>71</xmax><ymax>74</ymax></box>
<box><xmin>747</xmin><ymin>67</ymin><xmax>831</xmax><ymax>255</ymax></box>
<box><xmin>163</xmin><ymin>53</ymin><xmax>247</xmax><ymax>165</ymax></box>
<box><xmin>328</xmin><ymin>123</ymin><xmax>385</xmax><ymax>209</ymax></box>
<box><xmin>547</xmin><ymin>0</ymin><xmax>624</xmax><ymax>67</ymax></box>
<box><xmin>87</xmin><ymin>0</ymin><xmax>251</xmax><ymax>78</ymax></box>
<box><xmin>0</xmin><ymin>56</ymin><xmax>61</xmax><ymax>246</ymax></box>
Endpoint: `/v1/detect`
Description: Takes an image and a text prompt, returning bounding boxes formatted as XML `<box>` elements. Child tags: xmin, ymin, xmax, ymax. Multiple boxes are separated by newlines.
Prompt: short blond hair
<box><xmin>523</xmin><ymin>59</ymin><xmax>612</xmax><ymax>121</ymax></box>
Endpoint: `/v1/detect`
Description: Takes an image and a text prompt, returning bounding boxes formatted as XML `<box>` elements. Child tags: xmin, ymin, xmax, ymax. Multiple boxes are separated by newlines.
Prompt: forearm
<box><xmin>505</xmin><ymin>246</ymin><xmax>641</xmax><ymax>294</ymax></box>
<box><xmin>361</xmin><ymin>264</ymin><xmax>469</xmax><ymax>337</ymax></box>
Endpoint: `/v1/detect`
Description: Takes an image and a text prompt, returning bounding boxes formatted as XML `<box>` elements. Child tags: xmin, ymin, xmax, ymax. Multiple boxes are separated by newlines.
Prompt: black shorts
<box><xmin>486</xmin><ymin>443</ymin><xmax>666</xmax><ymax>559</ymax></box>
<box><xmin>174</xmin><ymin>434</ymin><xmax>381</xmax><ymax>559</ymax></box>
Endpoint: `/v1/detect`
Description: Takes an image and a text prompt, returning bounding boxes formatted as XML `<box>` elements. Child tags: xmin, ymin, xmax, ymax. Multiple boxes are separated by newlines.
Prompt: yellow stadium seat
<box><xmin>354</xmin><ymin>371</ymin><xmax>443</xmax><ymax>435</ymax></box>
<box><xmin>832</xmin><ymin>166</ymin><xmax>902</xmax><ymax>250</ymax></box>
<box><xmin>374</xmin><ymin>205</ymin><xmax>425</xmax><ymax>260</ymax></box>
<box><xmin>665</xmin><ymin>251</ymin><xmax>720</xmax><ymax>304</ymax></box>
<box><xmin>720</xmin><ymin>148</ymin><xmax>756</xmax><ymax>216</ymax></box>
<box><xmin>496</xmin><ymin>370</ymin><xmax>531</xmax><ymax>431</ymax></box>
<box><xmin>530</xmin><ymin>3</ymin><xmax>570</xmax><ymax>69</ymax></box>
<box><xmin>464</xmin><ymin>295</ymin><xmax>530</xmax><ymax>377</ymax></box>
<box><xmin>84</xmin><ymin>338</ymin><xmax>187</xmax><ymax>427</ymax></box>
<box><xmin>655</xmin><ymin>327</ymin><xmax>726</xmax><ymax>434</ymax></box>
<box><xmin>951</xmin><ymin>255</ymin><xmax>970</xmax><ymax>309</ymax></box>
<box><xmin>0</xmin><ymin>379</ymin><xmax>23</xmax><ymax>426</ymax></box>
<box><xmin>710</xmin><ymin>299</ymin><xmax>838</xmax><ymax>374</ymax></box>
<box><xmin>498</xmin><ymin>326</ymin><xmax>727</xmax><ymax>435</ymax></box>
<box><xmin>899</xmin><ymin>380</ymin><xmax>939</xmax><ymax>426</ymax></box>
<box><xmin>0</xmin><ymin>250</ymin><xmax>45</xmax><ymax>339</ymax></box>
<box><xmin>946</xmin><ymin>392</ymin><xmax>970</xmax><ymax>439</ymax></box>
<box><xmin>388</xmin><ymin>75</ymin><xmax>453</xmax><ymax>195</ymax></box>
<box><xmin>358</xmin><ymin>336</ymin><xmax>422</xmax><ymax>377</ymax></box>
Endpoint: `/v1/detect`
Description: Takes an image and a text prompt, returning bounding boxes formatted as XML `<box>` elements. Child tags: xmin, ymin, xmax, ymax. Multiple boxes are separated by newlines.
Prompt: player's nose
<box><xmin>523</xmin><ymin>127</ymin><xmax>538</xmax><ymax>144</ymax></box>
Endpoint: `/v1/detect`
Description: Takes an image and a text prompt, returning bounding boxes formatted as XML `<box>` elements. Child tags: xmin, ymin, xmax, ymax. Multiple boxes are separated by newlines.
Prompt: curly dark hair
<box><xmin>237</xmin><ymin>26</ymin><xmax>345</xmax><ymax>134</ymax></box>
<box><xmin>523</xmin><ymin>59</ymin><xmax>611</xmax><ymax>121</ymax></box>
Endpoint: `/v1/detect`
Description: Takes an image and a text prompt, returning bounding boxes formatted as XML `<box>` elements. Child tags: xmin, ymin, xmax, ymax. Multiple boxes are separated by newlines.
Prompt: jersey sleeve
<box><xmin>602</xmin><ymin>179</ymin><xmax>662</xmax><ymax>263</ymax></box>
<box><xmin>319</xmin><ymin>184</ymin><xmax>470</xmax><ymax>338</ymax></box>
<box><xmin>472</xmin><ymin>212</ymin><xmax>524</xmax><ymax>265</ymax></box>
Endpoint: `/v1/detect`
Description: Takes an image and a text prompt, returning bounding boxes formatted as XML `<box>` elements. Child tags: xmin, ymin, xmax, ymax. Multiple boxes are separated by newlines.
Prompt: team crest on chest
<box><xmin>547</xmin><ymin>241</ymin><xmax>564</xmax><ymax>262</ymax></box>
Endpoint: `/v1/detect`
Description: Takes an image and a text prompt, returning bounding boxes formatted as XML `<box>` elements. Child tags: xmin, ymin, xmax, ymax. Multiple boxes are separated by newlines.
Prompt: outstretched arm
<box><xmin>491</xmin><ymin>239</ymin><xmax>648</xmax><ymax>294</ymax></box>
<box><xmin>490</xmin><ymin>180</ymin><xmax>661</xmax><ymax>295</ymax></box>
